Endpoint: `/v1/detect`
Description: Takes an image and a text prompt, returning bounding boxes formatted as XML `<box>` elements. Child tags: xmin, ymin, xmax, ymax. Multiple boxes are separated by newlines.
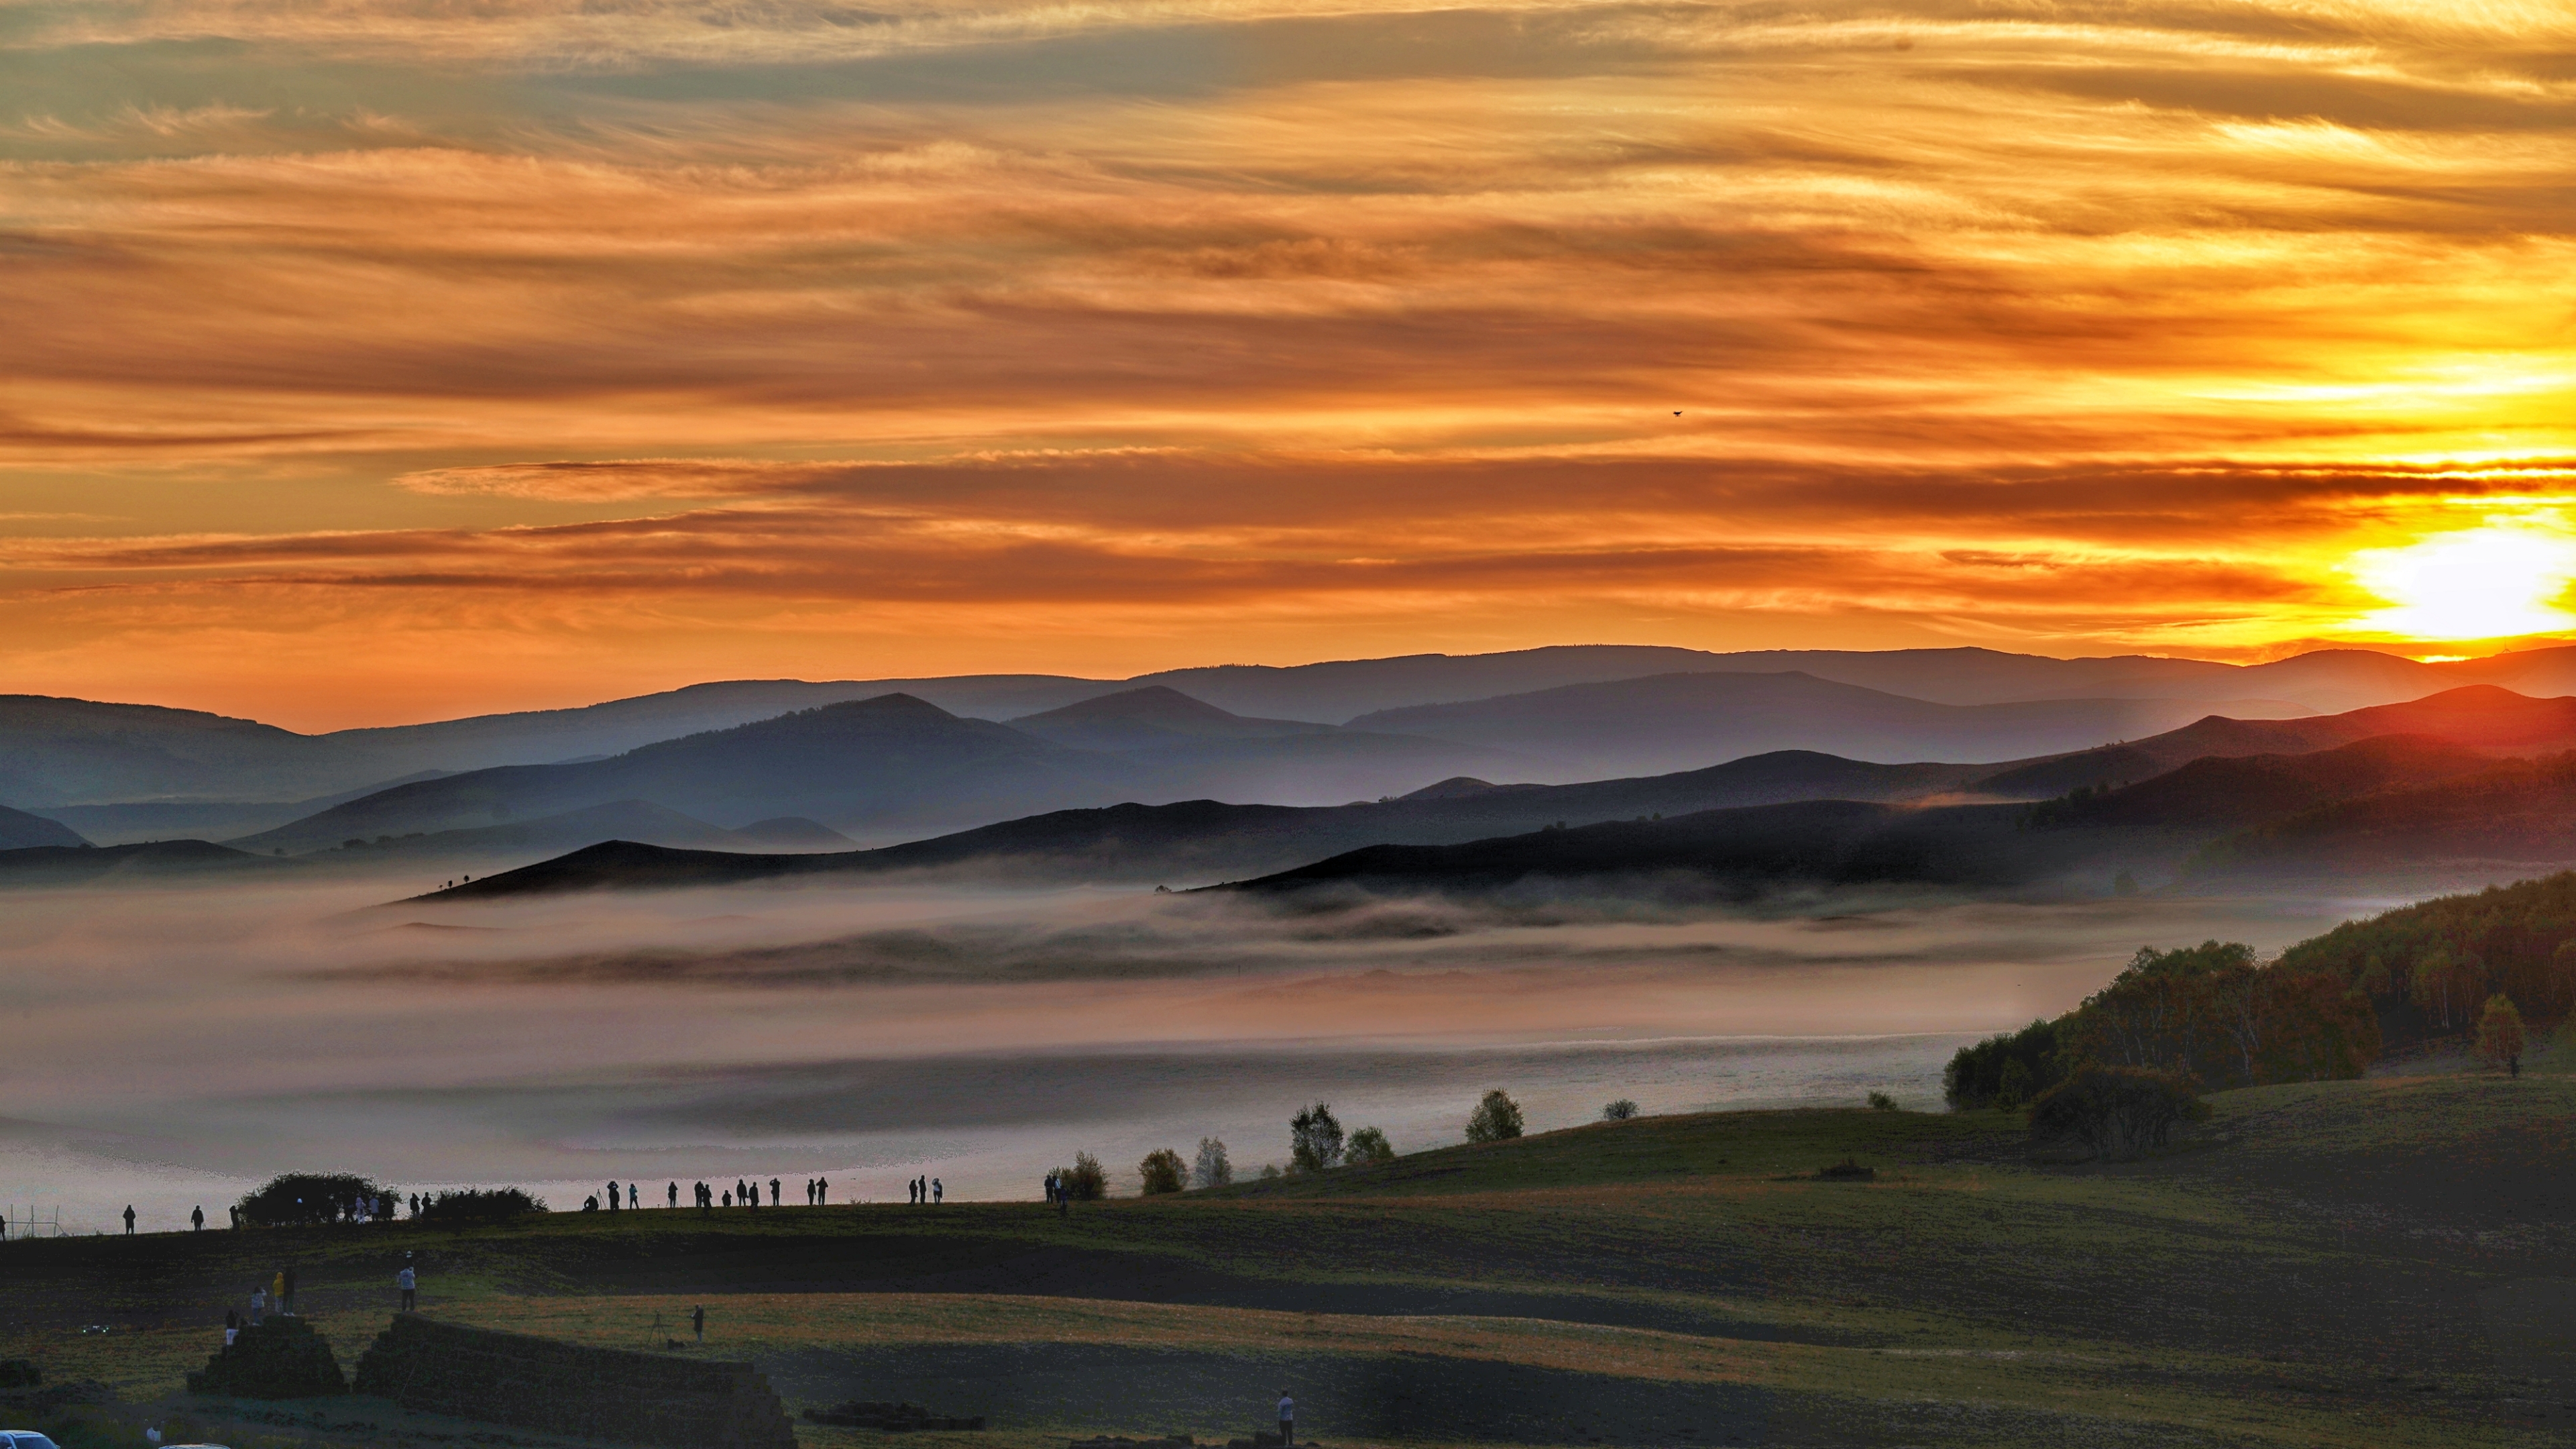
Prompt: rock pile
<box><xmin>352</xmin><ymin>1314</ymin><xmax>796</xmax><ymax>1449</ymax></box>
<box><xmin>186</xmin><ymin>1318</ymin><xmax>349</xmax><ymax>1399</ymax></box>
<box><xmin>807</xmin><ymin>1400</ymin><xmax>987</xmax><ymax>1430</ymax></box>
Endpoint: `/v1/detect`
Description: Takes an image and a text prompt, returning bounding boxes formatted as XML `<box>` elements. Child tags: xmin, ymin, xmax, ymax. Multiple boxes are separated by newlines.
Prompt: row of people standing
<box><xmin>908</xmin><ymin>1176</ymin><xmax>942</xmax><ymax>1204</ymax></box>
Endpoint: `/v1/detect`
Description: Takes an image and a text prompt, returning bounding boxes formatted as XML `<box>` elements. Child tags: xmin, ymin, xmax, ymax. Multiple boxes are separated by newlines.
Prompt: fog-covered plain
<box><xmin>0</xmin><ymin>873</ymin><xmax>2392</xmax><ymax>1231</ymax></box>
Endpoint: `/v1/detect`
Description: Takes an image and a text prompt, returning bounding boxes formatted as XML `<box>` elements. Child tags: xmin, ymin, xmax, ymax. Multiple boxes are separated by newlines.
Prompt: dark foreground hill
<box><xmin>2194</xmin><ymin>749</ymin><xmax>2576</xmax><ymax>877</ymax></box>
<box><xmin>0</xmin><ymin>839</ymin><xmax>282</xmax><ymax>887</ymax></box>
<box><xmin>1226</xmin><ymin>733</ymin><xmax>2551</xmax><ymax>900</ymax></box>
<box><xmin>1</xmin><ymin>1069</ymin><xmax>2565</xmax><ymax>1449</ymax></box>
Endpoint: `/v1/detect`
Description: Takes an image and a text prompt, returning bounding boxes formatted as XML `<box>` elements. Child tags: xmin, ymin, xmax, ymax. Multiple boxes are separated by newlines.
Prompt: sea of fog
<box><xmin>0</xmin><ymin>875</ymin><xmax>2404</xmax><ymax>1232</ymax></box>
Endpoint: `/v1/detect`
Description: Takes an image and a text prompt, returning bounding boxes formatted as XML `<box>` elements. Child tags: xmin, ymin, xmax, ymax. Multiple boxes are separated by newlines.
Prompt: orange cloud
<box><xmin>3</xmin><ymin>0</ymin><xmax>2574</xmax><ymax>721</ymax></box>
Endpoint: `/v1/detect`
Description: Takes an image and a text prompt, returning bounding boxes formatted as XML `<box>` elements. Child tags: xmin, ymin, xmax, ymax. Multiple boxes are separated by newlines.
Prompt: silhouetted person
<box><xmin>230</xmin><ymin>1205</ymin><xmax>241</xmax><ymax>1228</ymax></box>
<box><xmin>722</xmin><ymin>1190</ymin><xmax>731</xmax><ymax>1208</ymax></box>
<box><xmin>669</xmin><ymin>1181</ymin><xmax>679</xmax><ymax>1208</ymax></box>
<box><xmin>122</xmin><ymin>1205</ymin><xmax>135</xmax><ymax>1235</ymax></box>
<box><xmin>933</xmin><ymin>1178</ymin><xmax>943</xmax><ymax>1204</ymax></box>
<box><xmin>769</xmin><ymin>1177</ymin><xmax>780</xmax><ymax>1207</ymax></box>
<box><xmin>818</xmin><ymin>1176</ymin><xmax>828</xmax><ymax>1204</ymax></box>
<box><xmin>628</xmin><ymin>1183</ymin><xmax>638</xmax><ymax>1209</ymax></box>
<box><xmin>606</xmin><ymin>1181</ymin><xmax>620</xmax><ymax>1212</ymax></box>
<box><xmin>692</xmin><ymin>1305</ymin><xmax>704</xmax><ymax>1343</ymax></box>
<box><xmin>191</xmin><ymin>1205</ymin><xmax>203</xmax><ymax>1232</ymax></box>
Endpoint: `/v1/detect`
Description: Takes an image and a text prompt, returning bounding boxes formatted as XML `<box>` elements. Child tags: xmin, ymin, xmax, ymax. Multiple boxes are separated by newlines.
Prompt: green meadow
<box><xmin>5</xmin><ymin>1044</ymin><xmax>2571</xmax><ymax>1449</ymax></box>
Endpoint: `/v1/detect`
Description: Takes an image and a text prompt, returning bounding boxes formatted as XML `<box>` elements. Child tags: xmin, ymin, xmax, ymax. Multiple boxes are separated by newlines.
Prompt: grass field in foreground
<box><xmin>1</xmin><ymin>1055</ymin><xmax>2570</xmax><ymax>1448</ymax></box>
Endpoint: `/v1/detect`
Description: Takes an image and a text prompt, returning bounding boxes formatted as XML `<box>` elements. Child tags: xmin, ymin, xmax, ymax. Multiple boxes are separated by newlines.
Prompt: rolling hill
<box><xmin>405</xmin><ymin>749</ymin><xmax>1996</xmax><ymax>899</ymax></box>
<box><xmin>229</xmin><ymin>695</ymin><xmax>1129</xmax><ymax>854</ymax></box>
<box><xmin>0</xmin><ymin>803</ymin><xmax>87</xmax><ymax>850</ymax></box>
<box><xmin>1347</xmin><ymin>670</ymin><xmax>2317</xmax><ymax>779</ymax></box>
<box><xmin>0</xmin><ymin>839</ymin><xmax>283</xmax><ymax>888</ymax></box>
<box><xmin>15</xmin><ymin>641</ymin><xmax>2563</xmax><ymax>809</ymax></box>
<box><xmin>1224</xmin><ymin>731</ymin><xmax>2567</xmax><ymax>900</ymax></box>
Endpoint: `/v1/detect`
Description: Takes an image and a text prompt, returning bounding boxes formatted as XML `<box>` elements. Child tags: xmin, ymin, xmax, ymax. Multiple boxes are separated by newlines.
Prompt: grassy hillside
<box><xmin>6</xmin><ymin>1064</ymin><xmax>2570</xmax><ymax>1449</ymax></box>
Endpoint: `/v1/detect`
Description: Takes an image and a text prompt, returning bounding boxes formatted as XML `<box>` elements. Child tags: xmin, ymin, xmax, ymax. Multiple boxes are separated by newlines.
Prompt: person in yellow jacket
<box><xmin>272</xmin><ymin>1270</ymin><xmax>287</xmax><ymax>1316</ymax></box>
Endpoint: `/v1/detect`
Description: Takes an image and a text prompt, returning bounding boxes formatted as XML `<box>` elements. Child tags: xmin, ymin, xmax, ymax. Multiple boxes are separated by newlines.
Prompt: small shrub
<box><xmin>1815</xmin><ymin>1158</ymin><xmax>1875</xmax><ymax>1181</ymax></box>
<box><xmin>1865</xmin><ymin>1091</ymin><xmax>1899</xmax><ymax>1112</ymax></box>
<box><xmin>1290</xmin><ymin>1102</ymin><xmax>1345</xmax><ymax>1172</ymax></box>
<box><xmin>1465</xmin><ymin>1088</ymin><xmax>1523</xmax><ymax>1142</ymax></box>
<box><xmin>2475</xmin><ymin>994</ymin><xmax>2528</xmax><ymax>1071</ymax></box>
<box><xmin>1190</xmin><ymin>1136</ymin><xmax>1232</xmax><ymax>1189</ymax></box>
<box><xmin>416</xmin><ymin>1187</ymin><xmax>545</xmax><ymax>1222</ymax></box>
<box><xmin>1345</xmin><ymin>1126</ymin><xmax>1395</xmax><ymax>1164</ymax></box>
<box><xmin>1138</xmin><ymin>1148</ymin><xmax>1186</xmax><ymax>1195</ymax></box>
<box><xmin>235</xmin><ymin>1173</ymin><xmax>387</xmax><ymax>1228</ymax></box>
<box><xmin>2028</xmin><ymin>1065</ymin><xmax>2208</xmax><ymax>1161</ymax></box>
<box><xmin>1058</xmin><ymin>1152</ymin><xmax>1107</xmax><ymax>1201</ymax></box>
<box><xmin>1257</xmin><ymin>1163</ymin><xmax>1282</xmax><ymax>1180</ymax></box>
<box><xmin>1601</xmin><ymin>1099</ymin><xmax>1640</xmax><ymax>1121</ymax></box>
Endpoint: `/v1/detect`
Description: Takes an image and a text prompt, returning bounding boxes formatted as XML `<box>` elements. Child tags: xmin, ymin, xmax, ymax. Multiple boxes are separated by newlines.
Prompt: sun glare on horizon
<box><xmin>2348</xmin><ymin>523</ymin><xmax>2576</xmax><ymax>643</ymax></box>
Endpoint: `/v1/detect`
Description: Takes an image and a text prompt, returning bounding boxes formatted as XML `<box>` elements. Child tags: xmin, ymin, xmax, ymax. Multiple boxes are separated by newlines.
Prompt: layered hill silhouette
<box><xmin>389</xmin><ymin>684</ymin><xmax>2576</xmax><ymax>901</ymax></box>
<box><xmin>1227</xmin><ymin>733</ymin><xmax>2539</xmax><ymax>900</ymax></box>
<box><xmin>25</xmin><ymin>641</ymin><xmax>2576</xmax><ymax>810</ymax></box>
<box><xmin>0</xmin><ymin>803</ymin><xmax>86</xmax><ymax>850</ymax></box>
<box><xmin>230</xmin><ymin>690</ymin><xmax>1536</xmax><ymax>853</ymax></box>
<box><xmin>403</xmin><ymin>749</ymin><xmax>1993</xmax><ymax>900</ymax></box>
<box><xmin>1346</xmin><ymin>670</ymin><xmax>2322</xmax><ymax>778</ymax></box>
<box><xmin>2192</xmin><ymin>749</ymin><xmax>2576</xmax><ymax>877</ymax></box>
<box><xmin>229</xmin><ymin>695</ymin><xmax>1127</xmax><ymax>854</ymax></box>
<box><xmin>0</xmin><ymin>839</ymin><xmax>282</xmax><ymax>888</ymax></box>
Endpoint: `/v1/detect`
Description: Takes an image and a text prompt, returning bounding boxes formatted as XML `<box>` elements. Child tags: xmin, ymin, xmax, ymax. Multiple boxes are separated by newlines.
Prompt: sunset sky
<box><xmin>5</xmin><ymin>0</ymin><xmax>2576</xmax><ymax>729</ymax></box>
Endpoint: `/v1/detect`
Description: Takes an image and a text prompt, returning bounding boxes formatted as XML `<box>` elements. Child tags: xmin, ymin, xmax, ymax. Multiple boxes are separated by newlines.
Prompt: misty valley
<box><xmin>2</xmin><ymin>643</ymin><xmax>2572</xmax><ymax>1448</ymax></box>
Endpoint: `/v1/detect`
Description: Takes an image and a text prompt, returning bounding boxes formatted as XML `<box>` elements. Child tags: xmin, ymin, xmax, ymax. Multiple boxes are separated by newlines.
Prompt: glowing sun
<box><xmin>2349</xmin><ymin>524</ymin><xmax>2576</xmax><ymax>641</ymax></box>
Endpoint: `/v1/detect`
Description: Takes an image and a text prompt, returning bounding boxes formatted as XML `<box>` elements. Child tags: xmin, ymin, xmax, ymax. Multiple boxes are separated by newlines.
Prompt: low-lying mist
<box><xmin>0</xmin><ymin>866</ymin><xmax>2396</xmax><ymax>1231</ymax></box>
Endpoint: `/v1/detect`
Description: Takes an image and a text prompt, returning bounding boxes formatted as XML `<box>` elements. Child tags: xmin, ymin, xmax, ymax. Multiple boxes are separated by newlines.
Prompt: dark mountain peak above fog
<box><xmin>0</xmin><ymin>803</ymin><xmax>88</xmax><ymax>850</ymax></box>
<box><xmin>1402</xmin><ymin>776</ymin><xmax>1511</xmax><ymax>800</ymax></box>
<box><xmin>1008</xmin><ymin>685</ymin><xmax>1334</xmax><ymax>745</ymax></box>
<box><xmin>2325</xmin><ymin>683</ymin><xmax>2576</xmax><ymax>743</ymax></box>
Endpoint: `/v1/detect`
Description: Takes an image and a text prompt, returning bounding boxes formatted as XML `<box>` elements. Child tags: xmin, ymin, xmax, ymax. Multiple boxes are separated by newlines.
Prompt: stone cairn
<box><xmin>353</xmin><ymin>1314</ymin><xmax>796</xmax><ymax>1449</ymax></box>
<box><xmin>807</xmin><ymin>1399</ymin><xmax>987</xmax><ymax>1430</ymax></box>
<box><xmin>186</xmin><ymin>1318</ymin><xmax>349</xmax><ymax>1399</ymax></box>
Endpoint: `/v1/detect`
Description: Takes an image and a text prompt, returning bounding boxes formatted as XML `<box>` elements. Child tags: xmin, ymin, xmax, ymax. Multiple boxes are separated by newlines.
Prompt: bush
<box><xmin>1290</xmin><ymin>1102</ymin><xmax>1345</xmax><ymax>1172</ymax></box>
<box><xmin>235</xmin><ymin>1173</ymin><xmax>387</xmax><ymax>1228</ymax></box>
<box><xmin>2028</xmin><ymin>1066</ymin><xmax>2208</xmax><ymax>1161</ymax></box>
<box><xmin>1058</xmin><ymin>1152</ymin><xmax>1107</xmax><ymax>1201</ymax></box>
<box><xmin>1257</xmin><ymin>1163</ymin><xmax>1282</xmax><ymax>1180</ymax></box>
<box><xmin>1866</xmin><ymin>1091</ymin><xmax>1899</xmax><ymax>1112</ymax></box>
<box><xmin>1465</xmin><ymin>1089</ymin><xmax>1523</xmax><ymax>1142</ymax></box>
<box><xmin>1345</xmin><ymin>1126</ymin><xmax>1395</xmax><ymax>1164</ymax></box>
<box><xmin>1944</xmin><ymin>1019</ymin><xmax>2060</xmax><ymax>1109</ymax></box>
<box><xmin>1138</xmin><ymin>1148</ymin><xmax>1186</xmax><ymax>1195</ymax></box>
<box><xmin>415</xmin><ymin>1187</ymin><xmax>546</xmax><ymax>1222</ymax></box>
<box><xmin>1190</xmin><ymin>1136</ymin><xmax>1232</xmax><ymax>1189</ymax></box>
<box><xmin>1601</xmin><ymin>1099</ymin><xmax>1640</xmax><ymax>1121</ymax></box>
<box><xmin>2475</xmin><ymin>994</ymin><xmax>2528</xmax><ymax>1069</ymax></box>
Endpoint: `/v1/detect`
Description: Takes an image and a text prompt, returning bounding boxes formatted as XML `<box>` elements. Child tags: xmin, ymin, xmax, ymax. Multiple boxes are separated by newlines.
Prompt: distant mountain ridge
<box><xmin>399</xmin><ymin>685</ymin><xmax>2576</xmax><ymax>902</ymax></box>
<box><xmin>19</xmin><ymin>641</ymin><xmax>2576</xmax><ymax>807</ymax></box>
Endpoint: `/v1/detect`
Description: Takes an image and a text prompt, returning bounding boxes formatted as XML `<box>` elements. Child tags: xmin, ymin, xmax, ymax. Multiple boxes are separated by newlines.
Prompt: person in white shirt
<box><xmin>398</xmin><ymin>1258</ymin><xmax>417</xmax><ymax>1311</ymax></box>
<box><xmin>1277</xmin><ymin>1391</ymin><xmax>1294</xmax><ymax>1446</ymax></box>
